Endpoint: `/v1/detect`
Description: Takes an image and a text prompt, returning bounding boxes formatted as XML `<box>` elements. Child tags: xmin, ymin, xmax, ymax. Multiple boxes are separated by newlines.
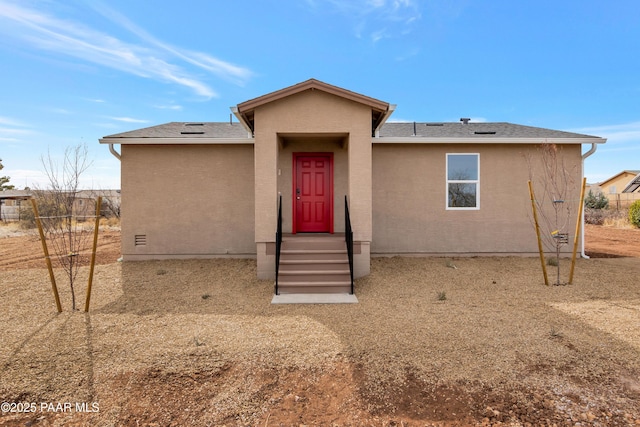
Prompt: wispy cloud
<box><xmin>0</xmin><ymin>116</ymin><xmax>32</xmax><ymax>142</ymax></box>
<box><xmin>0</xmin><ymin>127</ymin><xmax>33</xmax><ymax>135</ymax></box>
<box><xmin>570</xmin><ymin>121</ymin><xmax>640</xmax><ymax>143</ymax></box>
<box><xmin>47</xmin><ymin>108</ymin><xmax>72</xmax><ymax>115</ymax></box>
<box><xmin>109</xmin><ymin>117</ymin><xmax>149</xmax><ymax>124</ymax></box>
<box><xmin>0</xmin><ymin>1</ymin><xmax>253</xmax><ymax>98</ymax></box>
<box><xmin>154</xmin><ymin>104</ymin><xmax>183</xmax><ymax>111</ymax></box>
<box><xmin>0</xmin><ymin>116</ymin><xmax>26</xmax><ymax>127</ymax></box>
<box><xmin>307</xmin><ymin>0</ymin><xmax>421</xmax><ymax>42</ymax></box>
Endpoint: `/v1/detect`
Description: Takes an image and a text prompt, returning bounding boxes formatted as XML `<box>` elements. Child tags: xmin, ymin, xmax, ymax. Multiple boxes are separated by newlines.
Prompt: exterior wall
<box><xmin>371</xmin><ymin>143</ymin><xmax>583</xmax><ymax>255</ymax></box>
<box><xmin>253</xmin><ymin>89</ymin><xmax>373</xmax><ymax>278</ymax></box>
<box><xmin>121</xmin><ymin>144</ymin><xmax>255</xmax><ymax>260</ymax></box>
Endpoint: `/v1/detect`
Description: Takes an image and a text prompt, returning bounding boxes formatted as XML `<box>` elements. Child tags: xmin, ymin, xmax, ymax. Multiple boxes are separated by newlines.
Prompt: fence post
<box><xmin>31</xmin><ymin>198</ymin><xmax>62</xmax><ymax>312</ymax></box>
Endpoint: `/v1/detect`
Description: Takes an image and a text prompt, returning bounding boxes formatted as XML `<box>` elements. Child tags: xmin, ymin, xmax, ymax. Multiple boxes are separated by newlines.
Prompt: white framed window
<box><xmin>446</xmin><ymin>153</ymin><xmax>479</xmax><ymax>209</ymax></box>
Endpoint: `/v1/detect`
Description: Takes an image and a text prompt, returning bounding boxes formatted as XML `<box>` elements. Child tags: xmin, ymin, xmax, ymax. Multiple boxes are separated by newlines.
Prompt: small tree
<box><xmin>527</xmin><ymin>143</ymin><xmax>577</xmax><ymax>285</ymax></box>
<box><xmin>584</xmin><ymin>190</ymin><xmax>609</xmax><ymax>209</ymax></box>
<box><xmin>0</xmin><ymin>158</ymin><xmax>15</xmax><ymax>190</ymax></box>
<box><xmin>34</xmin><ymin>145</ymin><xmax>93</xmax><ymax>310</ymax></box>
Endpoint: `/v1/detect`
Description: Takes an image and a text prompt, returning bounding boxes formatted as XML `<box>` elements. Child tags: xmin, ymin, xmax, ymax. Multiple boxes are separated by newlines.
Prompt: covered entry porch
<box><xmin>233</xmin><ymin>79</ymin><xmax>393</xmax><ymax>286</ymax></box>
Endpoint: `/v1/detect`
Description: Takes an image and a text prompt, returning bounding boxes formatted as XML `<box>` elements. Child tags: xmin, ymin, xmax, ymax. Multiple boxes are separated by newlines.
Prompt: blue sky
<box><xmin>1</xmin><ymin>0</ymin><xmax>639</xmax><ymax>189</ymax></box>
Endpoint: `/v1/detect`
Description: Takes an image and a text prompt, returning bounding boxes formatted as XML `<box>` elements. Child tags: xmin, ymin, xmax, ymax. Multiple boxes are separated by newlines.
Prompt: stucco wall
<box><xmin>372</xmin><ymin>143</ymin><xmax>583</xmax><ymax>255</ymax></box>
<box><xmin>253</xmin><ymin>89</ymin><xmax>374</xmax><ymax>278</ymax></box>
<box><xmin>121</xmin><ymin>144</ymin><xmax>255</xmax><ymax>260</ymax></box>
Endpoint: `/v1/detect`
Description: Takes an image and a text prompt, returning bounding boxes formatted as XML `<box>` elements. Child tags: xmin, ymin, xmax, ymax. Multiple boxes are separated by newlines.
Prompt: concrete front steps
<box><xmin>276</xmin><ymin>234</ymin><xmax>353</xmax><ymax>295</ymax></box>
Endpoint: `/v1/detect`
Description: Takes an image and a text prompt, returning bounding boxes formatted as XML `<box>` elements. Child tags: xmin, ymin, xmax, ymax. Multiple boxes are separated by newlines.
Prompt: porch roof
<box><xmin>235</xmin><ymin>79</ymin><xmax>391</xmax><ymax>135</ymax></box>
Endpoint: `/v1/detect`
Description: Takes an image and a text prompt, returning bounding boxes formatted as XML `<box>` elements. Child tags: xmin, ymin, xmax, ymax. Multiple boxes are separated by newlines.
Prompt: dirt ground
<box><xmin>1</xmin><ymin>222</ymin><xmax>639</xmax><ymax>426</ymax></box>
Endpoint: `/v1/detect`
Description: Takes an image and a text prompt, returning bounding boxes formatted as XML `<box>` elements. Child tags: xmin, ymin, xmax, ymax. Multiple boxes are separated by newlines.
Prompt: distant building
<box><xmin>0</xmin><ymin>189</ymin><xmax>120</xmax><ymax>221</ymax></box>
<box><xmin>592</xmin><ymin>170</ymin><xmax>640</xmax><ymax>209</ymax></box>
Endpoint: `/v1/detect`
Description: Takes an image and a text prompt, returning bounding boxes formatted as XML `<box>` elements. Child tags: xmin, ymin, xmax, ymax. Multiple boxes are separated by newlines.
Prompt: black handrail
<box><xmin>344</xmin><ymin>195</ymin><xmax>354</xmax><ymax>295</ymax></box>
<box><xmin>275</xmin><ymin>195</ymin><xmax>283</xmax><ymax>295</ymax></box>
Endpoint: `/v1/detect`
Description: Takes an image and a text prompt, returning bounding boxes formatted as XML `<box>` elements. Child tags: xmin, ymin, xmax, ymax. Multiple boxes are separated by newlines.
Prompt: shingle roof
<box><xmin>102</xmin><ymin>120</ymin><xmax>602</xmax><ymax>141</ymax></box>
<box><xmin>0</xmin><ymin>189</ymin><xmax>32</xmax><ymax>199</ymax></box>
<box><xmin>378</xmin><ymin>122</ymin><xmax>601</xmax><ymax>139</ymax></box>
<box><xmin>102</xmin><ymin>122</ymin><xmax>249</xmax><ymax>139</ymax></box>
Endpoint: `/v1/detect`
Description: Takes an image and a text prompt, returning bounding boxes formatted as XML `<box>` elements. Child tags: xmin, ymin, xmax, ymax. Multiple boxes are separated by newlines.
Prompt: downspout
<box><xmin>109</xmin><ymin>143</ymin><xmax>121</xmax><ymax>161</ymax></box>
<box><xmin>580</xmin><ymin>142</ymin><xmax>598</xmax><ymax>259</ymax></box>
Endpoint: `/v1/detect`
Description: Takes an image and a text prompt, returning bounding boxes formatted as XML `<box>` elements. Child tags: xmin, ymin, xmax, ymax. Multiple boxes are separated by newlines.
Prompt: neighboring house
<box><xmin>0</xmin><ymin>189</ymin><xmax>120</xmax><ymax>222</ymax></box>
<box><xmin>99</xmin><ymin>79</ymin><xmax>606</xmax><ymax>293</ymax></box>
<box><xmin>592</xmin><ymin>170</ymin><xmax>640</xmax><ymax>209</ymax></box>
<box><xmin>0</xmin><ymin>190</ymin><xmax>32</xmax><ymax>221</ymax></box>
<box><xmin>75</xmin><ymin>189</ymin><xmax>121</xmax><ymax>219</ymax></box>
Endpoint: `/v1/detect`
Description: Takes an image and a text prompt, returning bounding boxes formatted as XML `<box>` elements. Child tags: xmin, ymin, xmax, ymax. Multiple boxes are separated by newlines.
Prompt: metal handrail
<box><xmin>275</xmin><ymin>195</ymin><xmax>283</xmax><ymax>295</ymax></box>
<box><xmin>344</xmin><ymin>195</ymin><xmax>354</xmax><ymax>295</ymax></box>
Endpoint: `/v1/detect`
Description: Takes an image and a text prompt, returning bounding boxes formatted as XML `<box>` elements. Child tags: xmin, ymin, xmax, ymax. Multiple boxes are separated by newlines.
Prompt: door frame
<box><xmin>292</xmin><ymin>152</ymin><xmax>334</xmax><ymax>234</ymax></box>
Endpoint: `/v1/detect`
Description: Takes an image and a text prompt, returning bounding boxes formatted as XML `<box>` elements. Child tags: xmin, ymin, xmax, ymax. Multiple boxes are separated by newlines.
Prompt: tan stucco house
<box><xmin>99</xmin><ymin>79</ymin><xmax>606</xmax><ymax>294</ymax></box>
<box><xmin>591</xmin><ymin>170</ymin><xmax>640</xmax><ymax>209</ymax></box>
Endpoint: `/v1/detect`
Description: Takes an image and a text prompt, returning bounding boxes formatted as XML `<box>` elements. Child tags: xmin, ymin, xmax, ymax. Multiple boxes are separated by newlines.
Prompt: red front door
<box><xmin>294</xmin><ymin>154</ymin><xmax>333</xmax><ymax>233</ymax></box>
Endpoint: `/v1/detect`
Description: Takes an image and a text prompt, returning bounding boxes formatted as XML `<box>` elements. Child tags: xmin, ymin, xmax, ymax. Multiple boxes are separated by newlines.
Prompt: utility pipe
<box><xmin>108</xmin><ymin>144</ymin><xmax>121</xmax><ymax>161</ymax></box>
<box><xmin>580</xmin><ymin>142</ymin><xmax>598</xmax><ymax>259</ymax></box>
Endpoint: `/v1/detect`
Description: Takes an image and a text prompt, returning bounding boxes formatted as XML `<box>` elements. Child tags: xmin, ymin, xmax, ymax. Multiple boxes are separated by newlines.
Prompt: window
<box><xmin>446</xmin><ymin>153</ymin><xmax>479</xmax><ymax>209</ymax></box>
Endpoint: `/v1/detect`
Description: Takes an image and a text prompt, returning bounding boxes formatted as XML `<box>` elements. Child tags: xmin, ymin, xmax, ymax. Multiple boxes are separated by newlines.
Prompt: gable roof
<box><xmin>235</xmin><ymin>79</ymin><xmax>391</xmax><ymax>134</ymax></box>
<box><xmin>598</xmin><ymin>170</ymin><xmax>640</xmax><ymax>187</ymax></box>
<box><xmin>99</xmin><ymin>79</ymin><xmax>605</xmax><ymax>146</ymax></box>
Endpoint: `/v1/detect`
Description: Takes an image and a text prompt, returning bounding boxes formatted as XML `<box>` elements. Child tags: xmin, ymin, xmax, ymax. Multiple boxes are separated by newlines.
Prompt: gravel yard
<box><xmin>0</xmin><ymin>225</ymin><xmax>639</xmax><ymax>426</ymax></box>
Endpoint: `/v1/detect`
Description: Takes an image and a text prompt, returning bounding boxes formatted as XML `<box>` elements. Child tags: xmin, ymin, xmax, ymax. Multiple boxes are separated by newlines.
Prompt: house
<box><xmin>0</xmin><ymin>189</ymin><xmax>120</xmax><ymax>222</ymax></box>
<box><xmin>592</xmin><ymin>170</ymin><xmax>640</xmax><ymax>209</ymax></box>
<box><xmin>99</xmin><ymin>79</ymin><xmax>606</xmax><ymax>294</ymax></box>
<box><xmin>74</xmin><ymin>189</ymin><xmax>121</xmax><ymax>219</ymax></box>
<box><xmin>0</xmin><ymin>190</ymin><xmax>32</xmax><ymax>221</ymax></box>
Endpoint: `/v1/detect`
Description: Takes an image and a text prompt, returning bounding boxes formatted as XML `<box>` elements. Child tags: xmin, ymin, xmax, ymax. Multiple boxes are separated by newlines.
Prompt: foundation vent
<box><xmin>134</xmin><ymin>235</ymin><xmax>147</xmax><ymax>246</ymax></box>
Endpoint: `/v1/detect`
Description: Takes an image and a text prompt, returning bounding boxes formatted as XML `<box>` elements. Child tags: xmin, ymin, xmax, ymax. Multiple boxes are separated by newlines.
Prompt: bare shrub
<box><xmin>584</xmin><ymin>207</ymin><xmax>606</xmax><ymax>225</ymax></box>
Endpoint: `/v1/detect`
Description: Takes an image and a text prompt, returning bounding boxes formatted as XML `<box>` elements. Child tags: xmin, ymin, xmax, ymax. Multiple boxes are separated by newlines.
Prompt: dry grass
<box><xmin>603</xmin><ymin>209</ymin><xmax>634</xmax><ymax>228</ymax></box>
<box><xmin>1</xmin><ymin>255</ymin><xmax>639</xmax><ymax>425</ymax></box>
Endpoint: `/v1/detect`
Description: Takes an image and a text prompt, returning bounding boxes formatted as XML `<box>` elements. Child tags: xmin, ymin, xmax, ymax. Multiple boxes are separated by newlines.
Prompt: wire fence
<box><xmin>606</xmin><ymin>193</ymin><xmax>640</xmax><ymax>211</ymax></box>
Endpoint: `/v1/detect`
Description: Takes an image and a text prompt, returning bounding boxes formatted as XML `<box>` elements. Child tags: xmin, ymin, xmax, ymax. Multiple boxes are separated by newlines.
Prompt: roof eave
<box><xmin>236</xmin><ymin>78</ymin><xmax>389</xmax><ymax>113</ymax></box>
<box><xmin>98</xmin><ymin>137</ymin><xmax>254</xmax><ymax>145</ymax></box>
<box><xmin>372</xmin><ymin>137</ymin><xmax>608</xmax><ymax>144</ymax></box>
